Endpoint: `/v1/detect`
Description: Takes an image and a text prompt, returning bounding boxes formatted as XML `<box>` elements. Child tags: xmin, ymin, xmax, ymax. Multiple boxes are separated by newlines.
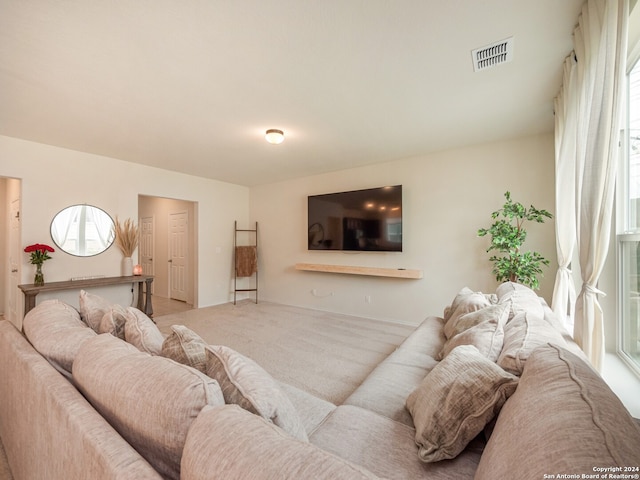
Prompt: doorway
<box><xmin>138</xmin><ymin>195</ymin><xmax>197</xmax><ymax>309</ymax></box>
<box><xmin>0</xmin><ymin>177</ymin><xmax>22</xmax><ymax>328</ymax></box>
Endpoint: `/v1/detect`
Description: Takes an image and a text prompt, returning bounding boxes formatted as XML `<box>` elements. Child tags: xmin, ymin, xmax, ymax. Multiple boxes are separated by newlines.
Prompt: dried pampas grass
<box><xmin>114</xmin><ymin>217</ymin><xmax>139</xmax><ymax>257</ymax></box>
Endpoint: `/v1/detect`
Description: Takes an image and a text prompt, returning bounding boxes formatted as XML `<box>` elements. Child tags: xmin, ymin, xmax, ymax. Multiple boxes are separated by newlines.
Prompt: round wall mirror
<box><xmin>50</xmin><ymin>205</ymin><xmax>115</xmax><ymax>257</ymax></box>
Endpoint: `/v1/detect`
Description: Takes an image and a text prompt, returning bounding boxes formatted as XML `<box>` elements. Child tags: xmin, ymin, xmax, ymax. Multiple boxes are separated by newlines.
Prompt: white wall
<box><xmin>0</xmin><ymin>135</ymin><xmax>249</xmax><ymax>323</ymax></box>
<box><xmin>250</xmin><ymin>133</ymin><xmax>557</xmax><ymax>326</ymax></box>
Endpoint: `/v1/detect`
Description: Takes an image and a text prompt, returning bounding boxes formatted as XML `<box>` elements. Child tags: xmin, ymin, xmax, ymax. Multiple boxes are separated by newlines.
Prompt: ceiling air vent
<box><xmin>471</xmin><ymin>36</ymin><xmax>514</xmax><ymax>72</ymax></box>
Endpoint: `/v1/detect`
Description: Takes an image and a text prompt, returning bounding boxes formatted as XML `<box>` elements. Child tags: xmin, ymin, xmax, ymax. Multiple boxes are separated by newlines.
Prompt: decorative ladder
<box><xmin>233</xmin><ymin>221</ymin><xmax>258</xmax><ymax>305</ymax></box>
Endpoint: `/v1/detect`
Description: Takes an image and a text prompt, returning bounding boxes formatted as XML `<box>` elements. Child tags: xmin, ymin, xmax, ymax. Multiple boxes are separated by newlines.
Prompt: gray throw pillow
<box><xmin>442</xmin><ymin>288</ymin><xmax>492</xmax><ymax>338</ymax></box>
<box><xmin>497</xmin><ymin>311</ymin><xmax>567</xmax><ymax>375</ymax></box>
<box><xmin>406</xmin><ymin>345</ymin><xmax>518</xmax><ymax>463</ymax></box>
<box><xmin>123</xmin><ymin>307</ymin><xmax>165</xmax><ymax>355</ymax></box>
<box><xmin>161</xmin><ymin>325</ymin><xmax>208</xmax><ymax>373</ymax></box>
<box><xmin>79</xmin><ymin>290</ymin><xmax>115</xmax><ymax>331</ymax></box>
<box><xmin>205</xmin><ymin>345</ymin><xmax>309</xmax><ymax>441</ymax></box>
<box><xmin>440</xmin><ymin>303</ymin><xmax>509</xmax><ymax>361</ymax></box>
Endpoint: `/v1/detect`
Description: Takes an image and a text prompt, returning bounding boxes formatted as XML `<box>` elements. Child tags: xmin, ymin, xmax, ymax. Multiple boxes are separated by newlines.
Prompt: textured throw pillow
<box><xmin>498</xmin><ymin>312</ymin><xmax>567</xmax><ymax>375</ymax></box>
<box><xmin>73</xmin><ymin>334</ymin><xmax>224</xmax><ymax>480</ymax></box>
<box><xmin>475</xmin><ymin>344</ymin><xmax>640</xmax><ymax>479</ymax></box>
<box><xmin>440</xmin><ymin>303</ymin><xmax>509</xmax><ymax>361</ymax></box>
<box><xmin>162</xmin><ymin>325</ymin><xmax>209</xmax><ymax>373</ymax></box>
<box><xmin>79</xmin><ymin>290</ymin><xmax>115</xmax><ymax>331</ymax></box>
<box><xmin>496</xmin><ymin>281</ymin><xmax>544</xmax><ymax>321</ymax></box>
<box><xmin>97</xmin><ymin>305</ymin><xmax>128</xmax><ymax>339</ymax></box>
<box><xmin>22</xmin><ymin>299</ymin><xmax>97</xmax><ymax>376</ymax></box>
<box><xmin>442</xmin><ymin>288</ymin><xmax>492</xmax><ymax>339</ymax></box>
<box><xmin>406</xmin><ymin>345</ymin><xmax>519</xmax><ymax>463</ymax></box>
<box><xmin>205</xmin><ymin>345</ymin><xmax>309</xmax><ymax>441</ymax></box>
<box><xmin>124</xmin><ymin>307</ymin><xmax>165</xmax><ymax>355</ymax></box>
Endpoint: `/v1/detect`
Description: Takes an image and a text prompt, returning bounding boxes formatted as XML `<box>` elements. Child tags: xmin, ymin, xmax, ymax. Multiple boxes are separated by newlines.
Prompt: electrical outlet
<box><xmin>365</xmin><ymin>295</ymin><xmax>372</xmax><ymax>304</ymax></box>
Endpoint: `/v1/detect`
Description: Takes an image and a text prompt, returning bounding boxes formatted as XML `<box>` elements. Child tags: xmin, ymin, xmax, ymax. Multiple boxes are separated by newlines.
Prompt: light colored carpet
<box><xmin>154</xmin><ymin>300</ymin><xmax>416</xmax><ymax>404</ymax></box>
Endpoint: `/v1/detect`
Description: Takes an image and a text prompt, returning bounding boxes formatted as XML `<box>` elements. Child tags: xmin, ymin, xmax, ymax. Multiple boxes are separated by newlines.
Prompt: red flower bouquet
<box><xmin>24</xmin><ymin>243</ymin><xmax>55</xmax><ymax>265</ymax></box>
<box><xmin>24</xmin><ymin>244</ymin><xmax>55</xmax><ymax>286</ymax></box>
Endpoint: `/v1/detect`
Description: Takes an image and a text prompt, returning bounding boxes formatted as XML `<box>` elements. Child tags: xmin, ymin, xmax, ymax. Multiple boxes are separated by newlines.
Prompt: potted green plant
<box><xmin>477</xmin><ymin>191</ymin><xmax>553</xmax><ymax>290</ymax></box>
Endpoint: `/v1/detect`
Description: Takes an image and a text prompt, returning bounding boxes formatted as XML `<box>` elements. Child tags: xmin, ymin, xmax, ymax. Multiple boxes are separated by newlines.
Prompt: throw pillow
<box><xmin>439</xmin><ymin>303</ymin><xmax>509</xmax><ymax>361</ymax></box>
<box><xmin>124</xmin><ymin>307</ymin><xmax>165</xmax><ymax>355</ymax></box>
<box><xmin>22</xmin><ymin>299</ymin><xmax>96</xmax><ymax>377</ymax></box>
<box><xmin>442</xmin><ymin>288</ymin><xmax>492</xmax><ymax>338</ymax></box>
<box><xmin>497</xmin><ymin>312</ymin><xmax>567</xmax><ymax>375</ymax></box>
<box><xmin>496</xmin><ymin>281</ymin><xmax>544</xmax><ymax>321</ymax></box>
<box><xmin>97</xmin><ymin>305</ymin><xmax>128</xmax><ymax>339</ymax></box>
<box><xmin>162</xmin><ymin>325</ymin><xmax>209</xmax><ymax>373</ymax></box>
<box><xmin>205</xmin><ymin>345</ymin><xmax>309</xmax><ymax>441</ymax></box>
<box><xmin>406</xmin><ymin>345</ymin><xmax>519</xmax><ymax>463</ymax></box>
<box><xmin>73</xmin><ymin>334</ymin><xmax>224</xmax><ymax>480</ymax></box>
<box><xmin>79</xmin><ymin>290</ymin><xmax>114</xmax><ymax>331</ymax></box>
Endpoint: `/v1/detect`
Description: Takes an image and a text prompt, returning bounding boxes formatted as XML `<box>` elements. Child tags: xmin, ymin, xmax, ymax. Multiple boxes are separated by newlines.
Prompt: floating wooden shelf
<box><xmin>295</xmin><ymin>263</ymin><xmax>423</xmax><ymax>279</ymax></box>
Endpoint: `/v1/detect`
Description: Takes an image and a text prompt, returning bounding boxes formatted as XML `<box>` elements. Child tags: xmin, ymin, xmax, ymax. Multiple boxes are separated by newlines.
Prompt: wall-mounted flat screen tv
<box><xmin>307</xmin><ymin>185</ymin><xmax>402</xmax><ymax>252</ymax></box>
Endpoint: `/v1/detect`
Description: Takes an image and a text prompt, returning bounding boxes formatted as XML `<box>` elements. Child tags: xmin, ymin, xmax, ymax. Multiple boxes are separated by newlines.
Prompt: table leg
<box><xmin>23</xmin><ymin>293</ymin><xmax>37</xmax><ymax>317</ymax></box>
<box><xmin>144</xmin><ymin>278</ymin><xmax>154</xmax><ymax>319</ymax></box>
<box><xmin>137</xmin><ymin>283</ymin><xmax>145</xmax><ymax>311</ymax></box>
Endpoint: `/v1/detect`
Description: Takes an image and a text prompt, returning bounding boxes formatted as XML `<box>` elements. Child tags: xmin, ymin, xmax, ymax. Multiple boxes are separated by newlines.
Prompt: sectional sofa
<box><xmin>0</xmin><ymin>282</ymin><xmax>638</xmax><ymax>479</ymax></box>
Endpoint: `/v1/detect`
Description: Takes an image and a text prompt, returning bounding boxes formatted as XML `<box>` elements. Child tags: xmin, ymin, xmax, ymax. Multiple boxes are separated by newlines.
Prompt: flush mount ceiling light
<box><xmin>265</xmin><ymin>129</ymin><xmax>284</xmax><ymax>145</ymax></box>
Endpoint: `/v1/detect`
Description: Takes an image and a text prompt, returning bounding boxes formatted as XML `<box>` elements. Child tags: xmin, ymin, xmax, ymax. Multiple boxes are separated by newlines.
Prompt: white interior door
<box><xmin>139</xmin><ymin>216</ymin><xmax>154</xmax><ymax>293</ymax></box>
<box><xmin>7</xmin><ymin>195</ymin><xmax>20</xmax><ymax>326</ymax></box>
<box><xmin>169</xmin><ymin>211</ymin><xmax>187</xmax><ymax>302</ymax></box>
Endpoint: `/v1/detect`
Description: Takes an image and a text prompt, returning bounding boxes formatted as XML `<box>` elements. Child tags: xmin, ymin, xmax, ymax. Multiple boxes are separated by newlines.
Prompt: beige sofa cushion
<box><xmin>181</xmin><ymin>405</ymin><xmax>379</xmax><ymax>480</ymax></box>
<box><xmin>73</xmin><ymin>334</ymin><xmax>224</xmax><ymax>480</ymax></box>
<box><xmin>440</xmin><ymin>303</ymin><xmax>509</xmax><ymax>361</ymax></box>
<box><xmin>496</xmin><ymin>281</ymin><xmax>545</xmax><ymax>320</ymax></box>
<box><xmin>22</xmin><ymin>299</ymin><xmax>97</xmax><ymax>377</ymax></box>
<box><xmin>124</xmin><ymin>307</ymin><xmax>164</xmax><ymax>354</ymax></box>
<box><xmin>278</xmin><ymin>382</ymin><xmax>337</xmax><ymax>436</ymax></box>
<box><xmin>406</xmin><ymin>345</ymin><xmax>518</xmax><ymax>463</ymax></box>
<box><xmin>497</xmin><ymin>311</ymin><xmax>567</xmax><ymax>375</ymax></box>
<box><xmin>475</xmin><ymin>344</ymin><xmax>640</xmax><ymax>479</ymax></box>
<box><xmin>205</xmin><ymin>345</ymin><xmax>308</xmax><ymax>441</ymax></box>
<box><xmin>443</xmin><ymin>288</ymin><xmax>492</xmax><ymax>339</ymax></box>
<box><xmin>344</xmin><ymin>316</ymin><xmax>443</xmax><ymax>427</ymax></box>
<box><xmin>311</xmin><ymin>405</ymin><xmax>482</xmax><ymax>480</ymax></box>
<box><xmin>162</xmin><ymin>325</ymin><xmax>209</xmax><ymax>372</ymax></box>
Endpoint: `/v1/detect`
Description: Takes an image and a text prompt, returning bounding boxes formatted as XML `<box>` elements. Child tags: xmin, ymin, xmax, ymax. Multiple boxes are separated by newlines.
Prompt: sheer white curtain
<box><xmin>552</xmin><ymin>54</ymin><xmax>578</xmax><ymax>327</ymax></box>
<box><xmin>570</xmin><ymin>0</ymin><xmax>627</xmax><ymax>371</ymax></box>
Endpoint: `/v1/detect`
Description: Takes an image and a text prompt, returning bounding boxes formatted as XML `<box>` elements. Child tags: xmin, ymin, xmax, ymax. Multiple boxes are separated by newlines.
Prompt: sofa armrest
<box><xmin>181</xmin><ymin>404</ymin><xmax>380</xmax><ymax>480</ymax></box>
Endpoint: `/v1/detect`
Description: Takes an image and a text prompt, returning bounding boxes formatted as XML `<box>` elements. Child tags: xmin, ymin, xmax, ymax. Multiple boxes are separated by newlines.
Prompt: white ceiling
<box><xmin>0</xmin><ymin>0</ymin><xmax>583</xmax><ymax>186</ymax></box>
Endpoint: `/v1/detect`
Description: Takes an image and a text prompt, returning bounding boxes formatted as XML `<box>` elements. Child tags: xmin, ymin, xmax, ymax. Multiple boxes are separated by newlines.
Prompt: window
<box><xmin>619</xmin><ymin>59</ymin><xmax>640</xmax><ymax>375</ymax></box>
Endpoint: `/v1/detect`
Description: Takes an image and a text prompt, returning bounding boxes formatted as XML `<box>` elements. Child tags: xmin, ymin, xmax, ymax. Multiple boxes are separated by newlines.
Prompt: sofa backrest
<box><xmin>0</xmin><ymin>320</ymin><xmax>162</xmax><ymax>480</ymax></box>
<box><xmin>475</xmin><ymin>343</ymin><xmax>640</xmax><ymax>478</ymax></box>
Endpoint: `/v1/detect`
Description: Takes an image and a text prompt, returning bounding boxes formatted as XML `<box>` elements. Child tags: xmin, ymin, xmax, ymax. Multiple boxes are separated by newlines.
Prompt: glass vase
<box><xmin>34</xmin><ymin>263</ymin><xmax>44</xmax><ymax>286</ymax></box>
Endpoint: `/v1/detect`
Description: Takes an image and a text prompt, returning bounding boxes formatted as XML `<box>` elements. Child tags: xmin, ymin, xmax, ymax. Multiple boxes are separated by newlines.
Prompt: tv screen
<box><xmin>307</xmin><ymin>185</ymin><xmax>402</xmax><ymax>251</ymax></box>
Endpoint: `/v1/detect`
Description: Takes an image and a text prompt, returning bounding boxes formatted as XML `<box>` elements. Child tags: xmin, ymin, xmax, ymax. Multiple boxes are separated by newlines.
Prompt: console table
<box><xmin>18</xmin><ymin>275</ymin><xmax>154</xmax><ymax>317</ymax></box>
